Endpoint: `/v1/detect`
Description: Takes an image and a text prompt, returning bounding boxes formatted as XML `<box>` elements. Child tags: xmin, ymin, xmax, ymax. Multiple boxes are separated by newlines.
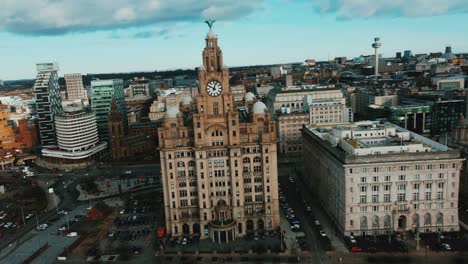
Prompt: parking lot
<box><xmin>89</xmin><ymin>190</ymin><xmax>163</xmax><ymax>261</ymax></box>
<box><xmin>0</xmin><ymin>183</ymin><xmax>47</xmax><ymax>237</ymax></box>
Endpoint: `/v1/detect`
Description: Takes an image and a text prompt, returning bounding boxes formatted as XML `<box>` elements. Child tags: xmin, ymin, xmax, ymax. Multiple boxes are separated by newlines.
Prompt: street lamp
<box><xmin>34</xmin><ymin>211</ymin><xmax>39</xmax><ymax>230</ymax></box>
<box><xmin>48</xmin><ymin>188</ymin><xmax>59</xmax><ymax>215</ymax></box>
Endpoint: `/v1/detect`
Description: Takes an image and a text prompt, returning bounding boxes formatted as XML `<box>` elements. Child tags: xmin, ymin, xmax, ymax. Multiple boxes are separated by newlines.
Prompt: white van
<box><xmin>67</xmin><ymin>232</ymin><xmax>78</xmax><ymax>237</ymax></box>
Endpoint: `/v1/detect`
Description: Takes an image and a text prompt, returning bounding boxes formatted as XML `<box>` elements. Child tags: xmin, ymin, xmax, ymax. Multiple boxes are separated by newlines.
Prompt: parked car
<box><xmin>37</xmin><ymin>224</ymin><xmax>48</xmax><ymax>231</ymax></box>
<box><xmin>349</xmin><ymin>235</ymin><xmax>357</xmax><ymax>244</ymax></box>
<box><xmin>314</xmin><ymin>220</ymin><xmax>320</xmax><ymax>226</ymax></box>
<box><xmin>67</xmin><ymin>232</ymin><xmax>78</xmax><ymax>237</ymax></box>
<box><xmin>58</xmin><ymin>210</ymin><xmax>68</xmax><ymax>215</ymax></box>
<box><xmin>351</xmin><ymin>246</ymin><xmax>363</xmax><ymax>252</ymax></box>
<box><xmin>319</xmin><ymin>230</ymin><xmax>327</xmax><ymax>237</ymax></box>
<box><xmin>442</xmin><ymin>243</ymin><xmax>452</xmax><ymax>251</ymax></box>
<box><xmin>306</xmin><ymin>206</ymin><xmax>312</xmax><ymax>212</ymax></box>
<box><xmin>4</xmin><ymin>222</ymin><xmax>12</xmax><ymax>228</ymax></box>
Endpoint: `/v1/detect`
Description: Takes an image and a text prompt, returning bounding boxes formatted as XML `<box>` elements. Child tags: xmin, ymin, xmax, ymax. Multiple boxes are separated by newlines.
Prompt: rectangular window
<box><xmin>425</xmin><ymin>192</ymin><xmax>431</xmax><ymax>200</ymax></box>
<box><xmin>384</xmin><ymin>176</ymin><xmax>391</xmax><ymax>181</ymax></box>
<box><xmin>372</xmin><ymin>185</ymin><xmax>379</xmax><ymax>192</ymax></box>
<box><xmin>372</xmin><ymin>195</ymin><xmax>379</xmax><ymax>203</ymax></box>
<box><xmin>384</xmin><ymin>194</ymin><xmax>390</xmax><ymax>202</ymax></box>
<box><xmin>360</xmin><ymin>195</ymin><xmax>367</xmax><ymax>204</ymax></box>
<box><xmin>397</xmin><ymin>193</ymin><xmax>406</xmax><ymax>202</ymax></box>
<box><xmin>413</xmin><ymin>174</ymin><xmax>420</xmax><ymax>180</ymax></box>
<box><xmin>360</xmin><ymin>177</ymin><xmax>367</xmax><ymax>183</ymax></box>
<box><xmin>436</xmin><ymin>191</ymin><xmax>444</xmax><ymax>200</ymax></box>
<box><xmin>413</xmin><ymin>193</ymin><xmax>419</xmax><ymax>201</ymax></box>
<box><xmin>360</xmin><ymin>186</ymin><xmax>367</xmax><ymax>192</ymax></box>
<box><xmin>413</xmin><ymin>183</ymin><xmax>420</xmax><ymax>190</ymax></box>
<box><xmin>426</xmin><ymin>183</ymin><xmax>432</xmax><ymax>189</ymax></box>
<box><xmin>397</xmin><ymin>184</ymin><xmax>406</xmax><ymax>191</ymax></box>
<box><xmin>398</xmin><ymin>175</ymin><xmax>406</xmax><ymax>181</ymax></box>
<box><xmin>384</xmin><ymin>185</ymin><xmax>391</xmax><ymax>191</ymax></box>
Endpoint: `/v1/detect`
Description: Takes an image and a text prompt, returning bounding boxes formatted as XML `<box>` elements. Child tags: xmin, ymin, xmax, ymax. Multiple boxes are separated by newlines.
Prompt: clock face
<box><xmin>206</xmin><ymin>80</ymin><xmax>223</xmax><ymax>97</ymax></box>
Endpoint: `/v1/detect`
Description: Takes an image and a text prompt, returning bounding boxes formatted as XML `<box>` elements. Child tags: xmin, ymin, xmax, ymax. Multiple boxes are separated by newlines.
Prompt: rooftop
<box><xmin>305</xmin><ymin>121</ymin><xmax>450</xmax><ymax>157</ymax></box>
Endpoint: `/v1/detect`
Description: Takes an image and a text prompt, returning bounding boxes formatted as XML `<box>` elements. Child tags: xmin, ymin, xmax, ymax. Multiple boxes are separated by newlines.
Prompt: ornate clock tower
<box><xmin>158</xmin><ymin>23</ymin><xmax>280</xmax><ymax>243</ymax></box>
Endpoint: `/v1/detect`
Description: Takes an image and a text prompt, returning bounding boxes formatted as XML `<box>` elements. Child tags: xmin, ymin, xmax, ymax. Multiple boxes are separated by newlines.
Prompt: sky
<box><xmin>1</xmin><ymin>0</ymin><xmax>468</xmax><ymax>80</ymax></box>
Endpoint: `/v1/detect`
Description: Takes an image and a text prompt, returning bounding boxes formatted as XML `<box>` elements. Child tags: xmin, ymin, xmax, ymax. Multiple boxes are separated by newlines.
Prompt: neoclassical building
<box><xmin>302</xmin><ymin>121</ymin><xmax>463</xmax><ymax>237</ymax></box>
<box><xmin>158</xmin><ymin>28</ymin><xmax>280</xmax><ymax>242</ymax></box>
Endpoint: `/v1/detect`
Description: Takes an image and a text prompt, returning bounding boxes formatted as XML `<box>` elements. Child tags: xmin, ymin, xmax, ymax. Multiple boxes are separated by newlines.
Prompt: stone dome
<box><xmin>244</xmin><ymin>92</ymin><xmax>256</xmax><ymax>102</ymax></box>
<box><xmin>165</xmin><ymin>107</ymin><xmax>180</xmax><ymax>119</ymax></box>
<box><xmin>206</xmin><ymin>30</ymin><xmax>217</xmax><ymax>39</ymax></box>
<box><xmin>252</xmin><ymin>101</ymin><xmax>268</xmax><ymax>114</ymax></box>
<box><xmin>181</xmin><ymin>96</ymin><xmax>193</xmax><ymax>105</ymax></box>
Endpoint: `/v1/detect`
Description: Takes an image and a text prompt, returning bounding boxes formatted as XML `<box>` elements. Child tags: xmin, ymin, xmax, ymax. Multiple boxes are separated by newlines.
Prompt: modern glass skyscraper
<box><xmin>33</xmin><ymin>62</ymin><xmax>62</xmax><ymax>147</ymax></box>
<box><xmin>91</xmin><ymin>79</ymin><xmax>127</xmax><ymax>141</ymax></box>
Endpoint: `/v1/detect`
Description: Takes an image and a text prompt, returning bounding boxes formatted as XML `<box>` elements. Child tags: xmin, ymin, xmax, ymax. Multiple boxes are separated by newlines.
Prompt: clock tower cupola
<box><xmin>198</xmin><ymin>20</ymin><xmax>230</xmax><ymax>100</ymax></box>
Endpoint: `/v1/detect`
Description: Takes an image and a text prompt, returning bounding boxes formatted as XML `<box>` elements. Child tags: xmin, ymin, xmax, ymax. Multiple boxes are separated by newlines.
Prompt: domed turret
<box><xmin>206</xmin><ymin>30</ymin><xmax>217</xmax><ymax>39</ymax></box>
<box><xmin>181</xmin><ymin>96</ymin><xmax>193</xmax><ymax>106</ymax></box>
<box><xmin>244</xmin><ymin>92</ymin><xmax>256</xmax><ymax>102</ymax></box>
<box><xmin>164</xmin><ymin>107</ymin><xmax>181</xmax><ymax>119</ymax></box>
<box><xmin>252</xmin><ymin>101</ymin><xmax>268</xmax><ymax>114</ymax></box>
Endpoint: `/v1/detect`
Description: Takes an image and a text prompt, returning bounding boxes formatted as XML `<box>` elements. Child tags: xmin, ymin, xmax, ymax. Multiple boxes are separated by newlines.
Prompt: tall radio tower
<box><xmin>372</xmin><ymin>37</ymin><xmax>381</xmax><ymax>83</ymax></box>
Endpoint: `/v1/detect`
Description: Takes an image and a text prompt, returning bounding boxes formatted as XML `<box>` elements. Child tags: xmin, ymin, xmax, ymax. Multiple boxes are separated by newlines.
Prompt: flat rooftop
<box><xmin>306</xmin><ymin>121</ymin><xmax>449</xmax><ymax>157</ymax></box>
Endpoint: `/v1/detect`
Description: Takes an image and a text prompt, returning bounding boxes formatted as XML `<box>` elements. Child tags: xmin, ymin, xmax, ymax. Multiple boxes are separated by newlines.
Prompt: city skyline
<box><xmin>1</xmin><ymin>0</ymin><xmax>468</xmax><ymax>80</ymax></box>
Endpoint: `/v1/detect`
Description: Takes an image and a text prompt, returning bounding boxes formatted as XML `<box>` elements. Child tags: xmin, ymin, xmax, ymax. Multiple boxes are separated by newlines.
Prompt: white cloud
<box><xmin>312</xmin><ymin>0</ymin><xmax>468</xmax><ymax>19</ymax></box>
<box><xmin>0</xmin><ymin>0</ymin><xmax>264</xmax><ymax>35</ymax></box>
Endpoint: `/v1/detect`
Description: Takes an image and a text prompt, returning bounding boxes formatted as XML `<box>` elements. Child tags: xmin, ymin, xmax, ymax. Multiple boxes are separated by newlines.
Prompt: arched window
<box><xmin>243</xmin><ymin>157</ymin><xmax>251</xmax><ymax>163</ymax></box>
<box><xmin>360</xmin><ymin>216</ymin><xmax>368</xmax><ymax>230</ymax></box>
<box><xmin>412</xmin><ymin>214</ymin><xmax>420</xmax><ymax>227</ymax></box>
<box><xmin>436</xmin><ymin>212</ymin><xmax>443</xmax><ymax>225</ymax></box>
<box><xmin>384</xmin><ymin>215</ymin><xmax>391</xmax><ymax>228</ymax></box>
<box><xmin>188</xmin><ymin>161</ymin><xmax>195</xmax><ymax>167</ymax></box>
<box><xmin>424</xmin><ymin>213</ymin><xmax>432</xmax><ymax>226</ymax></box>
<box><xmin>372</xmin><ymin>216</ymin><xmax>379</xmax><ymax>229</ymax></box>
<box><xmin>213</xmin><ymin>103</ymin><xmax>219</xmax><ymax>115</ymax></box>
<box><xmin>253</xmin><ymin>156</ymin><xmax>262</xmax><ymax>163</ymax></box>
<box><xmin>177</xmin><ymin>161</ymin><xmax>185</xmax><ymax>168</ymax></box>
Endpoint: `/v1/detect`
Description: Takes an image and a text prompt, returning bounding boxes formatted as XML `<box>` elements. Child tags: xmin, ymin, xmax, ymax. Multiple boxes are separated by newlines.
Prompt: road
<box><xmin>0</xmin><ymin>163</ymin><xmax>161</xmax><ymax>253</ymax></box>
<box><xmin>278</xmin><ymin>161</ymin><xmax>329</xmax><ymax>264</ymax></box>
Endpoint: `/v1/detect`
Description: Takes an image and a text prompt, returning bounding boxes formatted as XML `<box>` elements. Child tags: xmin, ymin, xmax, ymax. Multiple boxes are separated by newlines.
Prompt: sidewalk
<box><xmin>279</xmin><ymin>210</ymin><xmax>303</xmax><ymax>256</ymax></box>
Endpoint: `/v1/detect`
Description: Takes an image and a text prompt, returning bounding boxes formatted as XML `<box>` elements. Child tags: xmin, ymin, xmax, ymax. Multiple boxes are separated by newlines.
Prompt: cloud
<box><xmin>0</xmin><ymin>0</ymin><xmax>264</xmax><ymax>36</ymax></box>
<box><xmin>311</xmin><ymin>0</ymin><xmax>468</xmax><ymax>19</ymax></box>
<box><xmin>133</xmin><ymin>29</ymin><xmax>170</xmax><ymax>39</ymax></box>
